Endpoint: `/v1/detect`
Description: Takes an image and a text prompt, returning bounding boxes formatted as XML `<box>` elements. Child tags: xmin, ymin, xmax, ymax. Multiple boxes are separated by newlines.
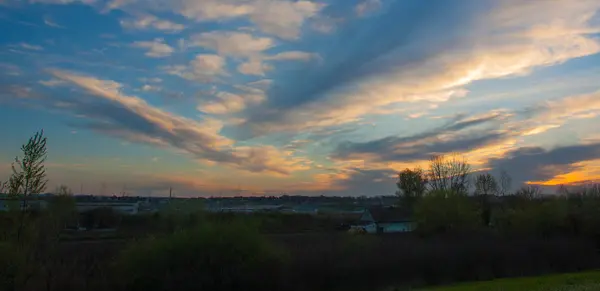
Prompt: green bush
<box><xmin>414</xmin><ymin>190</ymin><xmax>481</xmax><ymax>235</ymax></box>
<box><xmin>114</xmin><ymin>220</ymin><xmax>288</xmax><ymax>291</ymax></box>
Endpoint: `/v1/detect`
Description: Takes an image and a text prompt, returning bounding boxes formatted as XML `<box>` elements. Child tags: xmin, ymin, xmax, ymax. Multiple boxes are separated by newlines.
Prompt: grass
<box><xmin>413</xmin><ymin>271</ymin><xmax>600</xmax><ymax>291</ymax></box>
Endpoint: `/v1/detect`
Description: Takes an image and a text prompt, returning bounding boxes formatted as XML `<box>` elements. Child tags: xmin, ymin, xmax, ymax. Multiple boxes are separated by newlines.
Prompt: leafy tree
<box><xmin>494</xmin><ymin>197</ymin><xmax>568</xmax><ymax>236</ymax></box>
<box><xmin>428</xmin><ymin>154</ymin><xmax>471</xmax><ymax>194</ymax></box>
<box><xmin>414</xmin><ymin>190</ymin><xmax>480</xmax><ymax>235</ymax></box>
<box><xmin>563</xmin><ymin>184</ymin><xmax>600</xmax><ymax>238</ymax></box>
<box><xmin>395</xmin><ymin>168</ymin><xmax>428</xmax><ymax>209</ymax></box>
<box><xmin>10</xmin><ymin>130</ymin><xmax>48</xmax><ymax>199</ymax></box>
<box><xmin>8</xmin><ymin>130</ymin><xmax>48</xmax><ymax>242</ymax></box>
<box><xmin>0</xmin><ymin>130</ymin><xmax>49</xmax><ymax>291</ymax></box>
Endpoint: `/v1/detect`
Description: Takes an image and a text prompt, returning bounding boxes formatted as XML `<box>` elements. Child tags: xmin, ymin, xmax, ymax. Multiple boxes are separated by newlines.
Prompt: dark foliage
<box><xmin>112</xmin><ymin>221</ymin><xmax>287</xmax><ymax>291</ymax></box>
<box><xmin>275</xmin><ymin>233</ymin><xmax>600</xmax><ymax>291</ymax></box>
<box><xmin>79</xmin><ymin>207</ymin><xmax>121</xmax><ymax>230</ymax></box>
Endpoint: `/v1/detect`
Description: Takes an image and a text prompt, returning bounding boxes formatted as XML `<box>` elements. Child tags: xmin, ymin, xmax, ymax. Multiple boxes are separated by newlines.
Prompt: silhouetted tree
<box><xmin>428</xmin><ymin>154</ymin><xmax>471</xmax><ymax>194</ymax></box>
<box><xmin>395</xmin><ymin>168</ymin><xmax>428</xmax><ymax>209</ymax></box>
<box><xmin>414</xmin><ymin>190</ymin><xmax>480</xmax><ymax>235</ymax></box>
<box><xmin>515</xmin><ymin>185</ymin><xmax>541</xmax><ymax>199</ymax></box>
<box><xmin>557</xmin><ymin>184</ymin><xmax>570</xmax><ymax>196</ymax></box>
<box><xmin>499</xmin><ymin>170</ymin><xmax>512</xmax><ymax>196</ymax></box>
<box><xmin>0</xmin><ymin>130</ymin><xmax>49</xmax><ymax>291</ymax></box>
<box><xmin>474</xmin><ymin>173</ymin><xmax>498</xmax><ymax>196</ymax></box>
<box><xmin>474</xmin><ymin>173</ymin><xmax>498</xmax><ymax>227</ymax></box>
<box><xmin>8</xmin><ymin>130</ymin><xmax>48</xmax><ymax>242</ymax></box>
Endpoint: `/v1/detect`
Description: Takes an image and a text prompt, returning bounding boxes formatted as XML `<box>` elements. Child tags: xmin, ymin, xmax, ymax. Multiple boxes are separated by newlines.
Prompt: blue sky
<box><xmin>0</xmin><ymin>0</ymin><xmax>599</xmax><ymax>197</ymax></box>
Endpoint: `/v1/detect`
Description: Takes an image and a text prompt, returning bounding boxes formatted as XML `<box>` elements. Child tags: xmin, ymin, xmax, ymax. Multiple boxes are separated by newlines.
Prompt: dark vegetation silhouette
<box><xmin>1</xmin><ymin>131</ymin><xmax>600</xmax><ymax>291</ymax></box>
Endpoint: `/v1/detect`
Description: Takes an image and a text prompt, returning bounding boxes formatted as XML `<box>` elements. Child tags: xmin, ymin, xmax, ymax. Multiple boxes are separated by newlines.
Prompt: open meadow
<box><xmin>414</xmin><ymin>271</ymin><xmax>600</xmax><ymax>291</ymax></box>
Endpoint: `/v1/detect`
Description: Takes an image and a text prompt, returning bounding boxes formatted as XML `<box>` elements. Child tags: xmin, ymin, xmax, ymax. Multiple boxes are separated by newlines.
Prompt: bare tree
<box><xmin>474</xmin><ymin>173</ymin><xmax>499</xmax><ymax>196</ymax></box>
<box><xmin>556</xmin><ymin>184</ymin><xmax>570</xmax><ymax>196</ymax></box>
<box><xmin>515</xmin><ymin>185</ymin><xmax>541</xmax><ymax>199</ymax></box>
<box><xmin>396</xmin><ymin>168</ymin><xmax>428</xmax><ymax>209</ymax></box>
<box><xmin>474</xmin><ymin>173</ymin><xmax>498</xmax><ymax>227</ymax></box>
<box><xmin>428</xmin><ymin>154</ymin><xmax>471</xmax><ymax>194</ymax></box>
<box><xmin>573</xmin><ymin>183</ymin><xmax>600</xmax><ymax>197</ymax></box>
<box><xmin>0</xmin><ymin>180</ymin><xmax>6</xmax><ymax>193</ymax></box>
<box><xmin>54</xmin><ymin>184</ymin><xmax>72</xmax><ymax>196</ymax></box>
<box><xmin>498</xmin><ymin>170</ymin><xmax>512</xmax><ymax>196</ymax></box>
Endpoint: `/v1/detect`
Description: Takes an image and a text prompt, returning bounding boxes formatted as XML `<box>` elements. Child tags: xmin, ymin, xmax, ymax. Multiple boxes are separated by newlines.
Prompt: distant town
<box><xmin>0</xmin><ymin>192</ymin><xmax>400</xmax><ymax>216</ymax></box>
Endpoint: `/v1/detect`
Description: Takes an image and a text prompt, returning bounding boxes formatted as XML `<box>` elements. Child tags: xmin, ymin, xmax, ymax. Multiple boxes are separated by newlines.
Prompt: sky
<box><xmin>0</xmin><ymin>0</ymin><xmax>599</xmax><ymax>197</ymax></box>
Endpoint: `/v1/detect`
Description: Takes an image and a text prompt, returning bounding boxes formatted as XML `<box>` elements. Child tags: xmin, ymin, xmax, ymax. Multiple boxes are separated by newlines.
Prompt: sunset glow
<box><xmin>1</xmin><ymin>0</ymin><xmax>599</xmax><ymax>196</ymax></box>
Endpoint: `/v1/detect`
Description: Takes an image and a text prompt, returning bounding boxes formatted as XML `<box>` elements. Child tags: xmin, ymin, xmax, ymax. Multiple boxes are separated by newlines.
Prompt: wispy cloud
<box><xmin>237</xmin><ymin>59</ymin><xmax>272</xmax><ymax>76</ymax></box>
<box><xmin>131</xmin><ymin>38</ymin><xmax>174</xmax><ymax>58</ymax></box>
<box><xmin>198</xmin><ymin>90</ymin><xmax>265</xmax><ymax>115</ymax></box>
<box><xmin>234</xmin><ymin>0</ymin><xmax>600</xmax><ymax>138</ymax></box>
<box><xmin>177</xmin><ymin>0</ymin><xmax>324</xmax><ymax>39</ymax></box>
<box><xmin>2</xmin><ymin>0</ymin><xmax>600</xmax><ymax>195</ymax></box>
<box><xmin>332</xmin><ymin>111</ymin><xmax>513</xmax><ymax>163</ymax></box>
<box><xmin>188</xmin><ymin>31</ymin><xmax>274</xmax><ymax>57</ymax></box>
<box><xmin>331</xmin><ymin>87</ymin><xmax>600</xmax><ymax>165</ymax></box>
<box><xmin>48</xmin><ymin>70</ymin><xmax>311</xmax><ymax>176</ymax></box>
<box><xmin>178</xmin><ymin>31</ymin><xmax>318</xmax><ymax>78</ymax></box>
<box><xmin>138</xmin><ymin>77</ymin><xmax>162</xmax><ymax>83</ymax></box>
<box><xmin>43</xmin><ymin>16</ymin><xmax>65</xmax><ymax>28</ymax></box>
<box><xmin>264</xmin><ymin>51</ymin><xmax>320</xmax><ymax>61</ymax></box>
<box><xmin>18</xmin><ymin>43</ymin><xmax>44</xmax><ymax>51</ymax></box>
<box><xmin>39</xmin><ymin>79</ymin><xmax>66</xmax><ymax>87</ymax></box>
<box><xmin>30</xmin><ymin>0</ymin><xmax>96</xmax><ymax>3</ymax></box>
<box><xmin>162</xmin><ymin>54</ymin><xmax>227</xmax><ymax>81</ymax></box>
<box><xmin>355</xmin><ymin>0</ymin><xmax>382</xmax><ymax>17</ymax></box>
<box><xmin>120</xmin><ymin>14</ymin><xmax>185</xmax><ymax>32</ymax></box>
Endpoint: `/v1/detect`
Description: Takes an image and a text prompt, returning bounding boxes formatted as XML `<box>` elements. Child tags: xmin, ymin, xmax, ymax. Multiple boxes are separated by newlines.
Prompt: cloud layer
<box><xmin>1</xmin><ymin>0</ymin><xmax>599</xmax><ymax>196</ymax></box>
<box><xmin>49</xmin><ymin>70</ymin><xmax>309</xmax><ymax>176</ymax></box>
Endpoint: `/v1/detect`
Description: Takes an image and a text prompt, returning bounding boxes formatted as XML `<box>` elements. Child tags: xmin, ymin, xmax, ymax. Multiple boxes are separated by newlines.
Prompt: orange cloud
<box><xmin>528</xmin><ymin>159</ymin><xmax>600</xmax><ymax>186</ymax></box>
<box><xmin>49</xmin><ymin>70</ymin><xmax>314</xmax><ymax>176</ymax></box>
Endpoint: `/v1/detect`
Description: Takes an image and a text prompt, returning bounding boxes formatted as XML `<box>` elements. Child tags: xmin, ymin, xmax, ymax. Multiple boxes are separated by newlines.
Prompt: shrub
<box><xmin>80</xmin><ymin>207</ymin><xmax>121</xmax><ymax>229</ymax></box>
<box><xmin>414</xmin><ymin>190</ymin><xmax>480</xmax><ymax>235</ymax></box>
<box><xmin>114</xmin><ymin>220</ymin><xmax>288</xmax><ymax>291</ymax></box>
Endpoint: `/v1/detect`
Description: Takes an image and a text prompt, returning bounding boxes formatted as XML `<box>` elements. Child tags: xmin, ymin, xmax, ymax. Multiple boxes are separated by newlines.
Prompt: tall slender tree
<box><xmin>474</xmin><ymin>173</ymin><xmax>499</xmax><ymax>227</ymax></box>
<box><xmin>9</xmin><ymin>130</ymin><xmax>48</xmax><ymax>242</ymax></box>
<box><xmin>499</xmin><ymin>170</ymin><xmax>512</xmax><ymax>196</ymax></box>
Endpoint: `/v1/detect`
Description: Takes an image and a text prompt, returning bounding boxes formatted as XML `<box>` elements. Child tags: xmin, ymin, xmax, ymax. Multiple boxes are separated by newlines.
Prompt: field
<box><xmin>415</xmin><ymin>271</ymin><xmax>600</xmax><ymax>291</ymax></box>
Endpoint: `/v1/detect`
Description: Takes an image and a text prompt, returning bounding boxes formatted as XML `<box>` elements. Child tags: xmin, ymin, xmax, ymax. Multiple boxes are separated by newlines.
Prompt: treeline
<box><xmin>395</xmin><ymin>154</ymin><xmax>600</xmax><ymax>240</ymax></box>
<box><xmin>2</xmin><ymin>131</ymin><xmax>600</xmax><ymax>291</ymax></box>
